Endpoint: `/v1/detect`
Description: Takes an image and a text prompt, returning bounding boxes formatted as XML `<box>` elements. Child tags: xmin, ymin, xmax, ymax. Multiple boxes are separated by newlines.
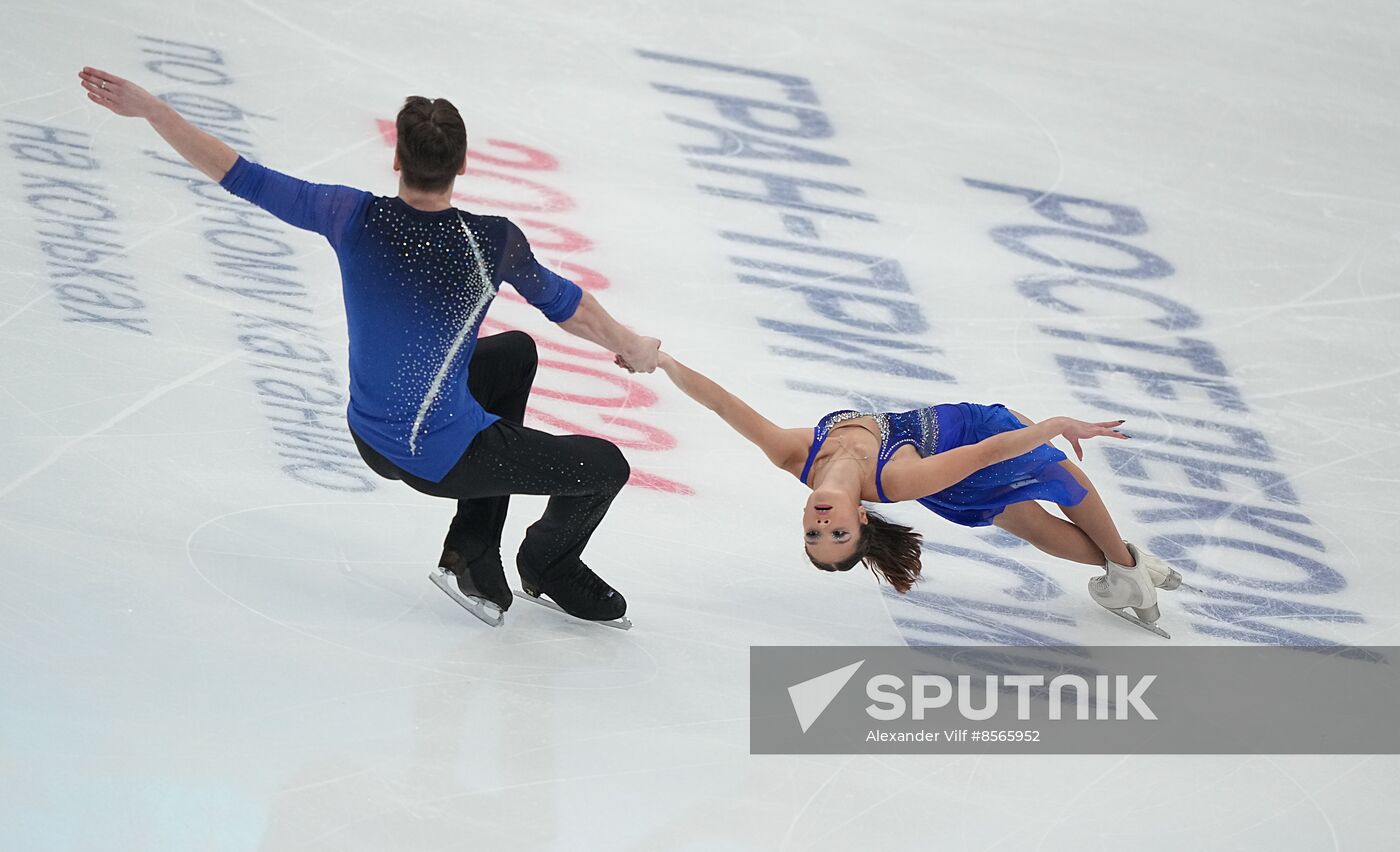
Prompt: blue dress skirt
<box><xmin>917</xmin><ymin>402</ymin><xmax>1087</xmax><ymax>526</ymax></box>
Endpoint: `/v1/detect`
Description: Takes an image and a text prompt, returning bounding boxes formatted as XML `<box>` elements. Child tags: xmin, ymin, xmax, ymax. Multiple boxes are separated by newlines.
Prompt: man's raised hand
<box><xmin>78</xmin><ymin>68</ymin><xmax>161</xmax><ymax>119</ymax></box>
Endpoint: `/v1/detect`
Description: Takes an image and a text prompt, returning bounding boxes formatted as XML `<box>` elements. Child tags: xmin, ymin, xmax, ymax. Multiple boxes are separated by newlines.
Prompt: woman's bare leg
<box><xmin>993</xmin><ymin>500</ymin><xmax>1105</xmax><ymax>565</ymax></box>
<box><xmin>1007</xmin><ymin>408</ymin><xmax>1134</xmax><ymax>567</ymax></box>
<box><xmin>1053</xmin><ymin>459</ymin><xmax>1134</xmax><ymax>566</ymax></box>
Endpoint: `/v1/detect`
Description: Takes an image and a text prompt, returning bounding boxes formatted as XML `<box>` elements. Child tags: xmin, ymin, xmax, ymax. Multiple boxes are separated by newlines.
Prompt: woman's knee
<box><xmin>993</xmin><ymin>501</ymin><xmax>1045</xmax><ymax>540</ymax></box>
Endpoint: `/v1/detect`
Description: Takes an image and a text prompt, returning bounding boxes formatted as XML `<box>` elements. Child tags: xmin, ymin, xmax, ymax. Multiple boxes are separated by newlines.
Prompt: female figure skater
<box><xmin>630</xmin><ymin>352</ymin><xmax>1186</xmax><ymax>637</ymax></box>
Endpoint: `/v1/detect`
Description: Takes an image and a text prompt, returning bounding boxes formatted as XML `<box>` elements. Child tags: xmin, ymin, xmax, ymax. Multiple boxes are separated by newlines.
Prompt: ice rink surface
<box><xmin>3</xmin><ymin>0</ymin><xmax>1399</xmax><ymax>849</ymax></box>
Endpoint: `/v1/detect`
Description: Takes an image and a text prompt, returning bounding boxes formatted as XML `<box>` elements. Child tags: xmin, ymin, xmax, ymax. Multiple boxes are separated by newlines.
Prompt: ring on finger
<box><xmin>100</xmin><ymin>81</ymin><xmax>108</xmax><ymax>90</ymax></box>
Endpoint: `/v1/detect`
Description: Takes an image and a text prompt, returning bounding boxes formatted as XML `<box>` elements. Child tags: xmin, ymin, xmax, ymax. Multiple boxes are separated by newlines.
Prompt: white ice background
<box><xmin>2</xmin><ymin>1</ymin><xmax>1399</xmax><ymax>849</ymax></box>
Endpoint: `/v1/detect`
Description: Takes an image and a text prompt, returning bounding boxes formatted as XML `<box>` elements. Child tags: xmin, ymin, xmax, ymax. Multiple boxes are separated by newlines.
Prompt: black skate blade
<box><xmin>1106</xmin><ymin>606</ymin><xmax>1171</xmax><ymax>639</ymax></box>
<box><xmin>512</xmin><ymin>589</ymin><xmax>633</xmax><ymax>630</ymax></box>
<box><xmin>429</xmin><ymin>570</ymin><xmax>504</xmax><ymax>628</ymax></box>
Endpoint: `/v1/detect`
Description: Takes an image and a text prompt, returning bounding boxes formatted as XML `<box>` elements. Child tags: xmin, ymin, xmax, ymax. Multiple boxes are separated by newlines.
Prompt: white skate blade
<box><xmin>429</xmin><ymin>569</ymin><xmax>504</xmax><ymax>628</ymax></box>
<box><xmin>512</xmin><ymin>589</ymin><xmax>633</xmax><ymax>630</ymax></box>
<box><xmin>1105</xmin><ymin>606</ymin><xmax>1172</xmax><ymax>639</ymax></box>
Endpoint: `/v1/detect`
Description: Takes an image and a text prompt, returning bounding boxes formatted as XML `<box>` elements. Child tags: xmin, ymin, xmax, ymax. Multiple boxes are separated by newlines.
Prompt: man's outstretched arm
<box><xmin>559</xmin><ymin>292</ymin><xmax>661</xmax><ymax>373</ymax></box>
<box><xmin>498</xmin><ymin>221</ymin><xmax>661</xmax><ymax>372</ymax></box>
<box><xmin>80</xmin><ymin>67</ymin><xmax>367</xmax><ymax>245</ymax></box>
<box><xmin>79</xmin><ymin>67</ymin><xmax>237</xmax><ymax>181</ymax></box>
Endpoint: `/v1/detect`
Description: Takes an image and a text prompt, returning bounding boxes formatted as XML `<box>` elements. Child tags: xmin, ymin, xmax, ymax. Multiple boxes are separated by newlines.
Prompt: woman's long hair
<box><xmin>808</xmin><ymin>507</ymin><xmax>923</xmax><ymax>593</ymax></box>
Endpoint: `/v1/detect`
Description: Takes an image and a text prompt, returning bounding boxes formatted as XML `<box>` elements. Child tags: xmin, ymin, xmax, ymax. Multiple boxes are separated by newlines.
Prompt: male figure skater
<box><xmin>79</xmin><ymin>68</ymin><xmax>658</xmax><ymax>626</ymax></box>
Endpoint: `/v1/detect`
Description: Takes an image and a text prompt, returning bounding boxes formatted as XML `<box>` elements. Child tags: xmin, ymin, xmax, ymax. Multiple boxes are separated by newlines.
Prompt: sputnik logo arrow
<box><xmin>788</xmin><ymin>660</ymin><xmax>865</xmax><ymax>733</ymax></box>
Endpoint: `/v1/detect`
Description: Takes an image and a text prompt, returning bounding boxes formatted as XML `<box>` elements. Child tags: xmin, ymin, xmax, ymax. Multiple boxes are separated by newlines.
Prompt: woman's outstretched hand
<box><xmin>1053</xmin><ymin>417</ymin><xmax>1128</xmax><ymax>461</ymax></box>
<box><xmin>78</xmin><ymin>68</ymin><xmax>162</xmax><ymax>118</ymax></box>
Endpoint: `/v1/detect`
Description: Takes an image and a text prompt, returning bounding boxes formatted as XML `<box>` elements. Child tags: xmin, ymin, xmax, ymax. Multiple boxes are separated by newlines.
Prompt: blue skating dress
<box><xmin>797</xmin><ymin>403</ymin><xmax>1088</xmax><ymax>527</ymax></box>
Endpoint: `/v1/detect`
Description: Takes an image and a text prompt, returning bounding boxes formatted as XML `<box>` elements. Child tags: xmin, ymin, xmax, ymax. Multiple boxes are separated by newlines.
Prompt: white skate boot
<box><xmin>1125</xmin><ymin>541</ymin><xmax>1183</xmax><ymax>590</ymax></box>
<box><xmin>1089</xmin><ymin>551</ymin><xmax>1169</xmax><ymax>639</ymax></box>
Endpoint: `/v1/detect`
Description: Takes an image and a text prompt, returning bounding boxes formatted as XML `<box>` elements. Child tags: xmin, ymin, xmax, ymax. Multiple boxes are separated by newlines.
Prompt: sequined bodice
<box><xmin>799</xmin><ymin>407</ymin><xmax>944</xmax><ymax>502</ymax></box>
<box><xmin>812</xmin><ymin>410</ymin><xmax>889</xmax><ymax>450</ymax></box>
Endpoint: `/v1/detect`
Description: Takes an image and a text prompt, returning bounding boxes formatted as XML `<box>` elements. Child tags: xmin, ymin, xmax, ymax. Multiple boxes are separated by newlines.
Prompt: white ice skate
<box><xmin>1089</xmin><ymin>552</ymin><xmax>1170</xmax><ymax>639</ymax></box>
<box><xmin>1124</xmin><ymin>541</ymin><xmax>1206</xmax><ymax>594</ymax></box>
<box><xmin>430</xmin><ymin>566</ymin><xmax>506</xmax><ymax>628</ymax></box>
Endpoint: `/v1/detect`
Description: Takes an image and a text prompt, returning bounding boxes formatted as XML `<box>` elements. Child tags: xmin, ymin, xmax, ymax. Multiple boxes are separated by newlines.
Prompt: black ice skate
<box><xmin>430</xmin><ymin>549</ymin><xmax>513</xmax><ymax>628</ymax></box>
<box><xmin>515</xmin><ymin>562</ymin><xmax>632</xmax><ymax>630</ymax></box>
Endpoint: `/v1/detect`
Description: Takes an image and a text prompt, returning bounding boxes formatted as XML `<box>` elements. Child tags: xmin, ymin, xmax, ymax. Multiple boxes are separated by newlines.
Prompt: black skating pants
<box><xmin>351</xmin><ymin>331</ymin><xmax>630</xmax><ymax>583</ymax></box>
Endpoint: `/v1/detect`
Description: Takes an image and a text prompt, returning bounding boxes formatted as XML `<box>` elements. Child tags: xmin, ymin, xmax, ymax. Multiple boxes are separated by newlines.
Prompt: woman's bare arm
<box><xmin>880</xmin><ymin>416</ymin><xmax>1126</xmax><ymax>501</ymax></box>
<box><xmin>648</xmin><ymin>352</ymin><xmax>807</xmax><ymax>471</ymax></box>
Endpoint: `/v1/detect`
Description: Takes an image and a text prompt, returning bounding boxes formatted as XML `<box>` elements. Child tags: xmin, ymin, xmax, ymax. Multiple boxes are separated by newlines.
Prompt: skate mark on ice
<box><xmin>777</xmin><ymin>756</ymin><xmax>859</xmax><ymax>852</ymax></box>
<box><xmin>1033</xmin><ymin>753</ymin><xmax>1133</xmax><ymax>851</ymax></box>
<box><xmin>0</xmin><ymin>350</ymin><xmax>243</xmax><ymax>501</ymax></box>
<box><xmin>502</xmin><ymin>714</ymin><xmax>748</xmax><ymax>762</ymax></box>
<box><xmin>184</xmin><ymin>501</ymin><xmax>488</xmax><ymax>678</ymax></box>
<box><xmin>295</xmin><ymin>759</ymin><xmax>731</xmax><ymax>849</ymax></box>
<box><xmin>237</xmin><ymin>0</ymin><xmax>422</xmax><ymax>88</ymax></box>
<box><xmin>1252</xmin><ymin>757</ymin><xmax>1341</xmax><ymax>852</ymax></box>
